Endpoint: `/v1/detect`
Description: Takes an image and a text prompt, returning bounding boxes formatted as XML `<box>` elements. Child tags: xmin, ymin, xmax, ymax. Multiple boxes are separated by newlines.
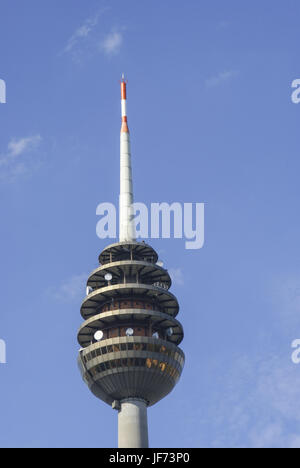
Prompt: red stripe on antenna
<box><xmin>121</xmin><ymin>82</ymin><xmax>127</xmax><ymax>100</ymax></box>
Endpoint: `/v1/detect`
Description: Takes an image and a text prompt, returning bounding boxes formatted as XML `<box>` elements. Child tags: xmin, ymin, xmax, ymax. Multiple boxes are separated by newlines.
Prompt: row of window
<box><xmin>89</xmin><ymin>357</ymin><xmax>180</xmax><ymax>380</ymax></box>
<box><xmin>101</xmin><ymin>253</ymin><xmax>156</xmax><ymax>264</ymax></box>
<box><xmin>83</xmin><ymin>342</ymin><xmax>184</xmax><ymax>367</ymax></box>
<box><xmin>100</xmin><ymin>300</ymin><xmax>162</xmax><ymax>313</ymax></box>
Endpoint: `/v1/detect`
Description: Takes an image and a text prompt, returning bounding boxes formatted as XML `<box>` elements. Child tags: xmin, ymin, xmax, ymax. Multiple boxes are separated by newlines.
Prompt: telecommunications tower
<box><xmin>78</xmin><ymin>77</ymin><xmax>185</xmax><ymax>448</ymax></box>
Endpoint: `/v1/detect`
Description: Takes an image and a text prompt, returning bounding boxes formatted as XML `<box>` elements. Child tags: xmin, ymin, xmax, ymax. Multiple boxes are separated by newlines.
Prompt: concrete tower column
<box><xmin>118</xmin><ymin>398</ymin><xmax>149</xmax><ymax>448</ymax></box>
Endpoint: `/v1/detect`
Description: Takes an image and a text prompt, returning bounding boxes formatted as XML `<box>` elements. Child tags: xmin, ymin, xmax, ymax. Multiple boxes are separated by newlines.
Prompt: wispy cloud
<box><xmin>267</xmin><ymin>273</ymin><xmax>300</xmax><ymax>331</ymax></box>
<box><xmin>169</xmin><ymin>268</ymin><xmax>184</xmax><ymax>286</ymax></box>
<box><xmin>0</xmin><ymin>135</ymin><xmax>42</xmax><ymax>182</ymax></box>
<box><xmin>7</xmin><ymin>135</ymin><xmax>41</xmax><ymax>158</ymax></box>
<box><xmin>62</xmin><ymin>13</ymin><xmax>100</xmax><ymax>56</ymax></box>
<box><xmin>176</xmin><ymin>274</ymin><xmax>300</xmax><ymax>448</ymax></box>
<box><xmin>61</xmin><ymin>9</ymin><xmax>123</xmax><ymax>62</ymax></box>
<box><xmin>202</xmin><ymin>274</ymin><xmax>300</xmax><ymax>448</ymax></box>
<box><xmin>49</xmin><ymin>273</ymin><xmax>87</xmax><ymax>303</ymax></box>
<box><xmin>205</xmin><ymin>70</ymin><xmax>239</xmax><ymax>87</ymax></box>
<box><xmin>100</xmin><ymin>30</ymin><xmax>123</xmax><ymax>56</ymax></box>
<box><xmin>198</xmin><ymin>353</ymin><xmax>300</xmax><ymax>448</ymax></box>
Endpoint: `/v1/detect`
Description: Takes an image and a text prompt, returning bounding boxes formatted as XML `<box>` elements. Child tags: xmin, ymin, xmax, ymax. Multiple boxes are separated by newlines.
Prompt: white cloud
<box><xmin>51</xmin><ymin>273</ymin><xmax>88</xmax><ymax>303</ymax></box>
<box><xmin>248</xmin><ymin>423</ymin><xmax>284</xmax><ymax>449</ymax></box>
<box><xmin>205</xmin><ymin>70</ymin><xmax>239</xmax><ymax>87</ymax></box>
<box><xmin>178</xmin><ymin>274</ymin><xmax>300</xmax><ymax>448</ymax></box>
<box><xmin>100</xmin><ymin>31</ymin><xmax>123</xmax><ymax>55</ymax></box>
<box><xmin>288</xmin><ymin>435</ymin><xmax>300</xmax><ymax>448</ymax></box>
<box><xmin>61</xmin><ymin>10</ymin><xmax>124</xmax><ymax>62</ymax></box>
<box><xmin>169</xmin><ymin>268</ymin><xmax>184</xmax><ymax>286</ymax></box>
<box><xmin>0</xmin><ymin>135</ymin><xmax>42</xmax><ymax>182</ymax></box>
<box><xmin>7</xmin><ymin>135</ymin><xmax>41</xmax><ymax>158</ymax></box>
<box><xmin>202</xmin><ymin>353</ymin><xmax>300</xmax><ymax>448</ymax></box>
<box><xmin>267</xmin><ymin>274</ymin><xmax>300</xmax><ymax>331</ymax></box>
<box><xmin>63</xmin><ymin>14</ymin><xmax>100</xmax><ymax>55</ymax></box>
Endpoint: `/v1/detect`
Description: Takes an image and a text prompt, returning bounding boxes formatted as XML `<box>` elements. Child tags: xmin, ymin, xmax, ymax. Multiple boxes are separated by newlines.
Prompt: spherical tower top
<box><xmin>78</xmin><ymin>241</ymin><xmax>184</xmax><ymax>408</ymax></box>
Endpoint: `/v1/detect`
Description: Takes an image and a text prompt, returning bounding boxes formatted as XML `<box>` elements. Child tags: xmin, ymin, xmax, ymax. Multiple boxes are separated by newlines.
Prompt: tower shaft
<box><xmin>118</xmin><ymin>399</ymin><xmax>149</xmax><ymax>448</ymax></box>
<box><xmin>119</xmin><ymin>76</ymin><xmax>135</xmax><ymax>242</ymax></box>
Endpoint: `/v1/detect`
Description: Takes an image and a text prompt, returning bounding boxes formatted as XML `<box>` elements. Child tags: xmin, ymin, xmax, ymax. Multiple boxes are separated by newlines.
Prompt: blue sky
<box><xmin>1</xmin><ymin>0</ymin><xmax>300</xmax><ymax>448</ymax></box>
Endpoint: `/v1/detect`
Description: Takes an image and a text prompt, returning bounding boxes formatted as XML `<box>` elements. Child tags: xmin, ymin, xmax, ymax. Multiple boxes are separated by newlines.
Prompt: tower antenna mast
<box><xmin>119</xmin><ymin>74</ymin><xmax>135</xmax><ymax>242</ymax></box>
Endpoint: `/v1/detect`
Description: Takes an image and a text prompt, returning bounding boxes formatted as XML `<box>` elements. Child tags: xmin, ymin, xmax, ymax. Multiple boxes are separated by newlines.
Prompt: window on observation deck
<box><xmin>87</xmin><ymin>356</ymin><xmax>181</xmax><ymax>377</ymax></box>
<box><xmin>109</xmin><ymin>328</ymin><xmax>119</xmax><ymax>338</ymax></box>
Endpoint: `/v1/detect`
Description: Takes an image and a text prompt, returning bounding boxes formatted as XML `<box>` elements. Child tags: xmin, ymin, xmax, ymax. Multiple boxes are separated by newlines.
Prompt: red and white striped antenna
<box><xmin>119</xmin><ymin>74</ymin><xmax>135</xmax><ymax>241</ymax></box>
<box><xmin>120</xmin><ymin>74</ymin><xmax>129</xmax><ymax>134</ymax></box>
